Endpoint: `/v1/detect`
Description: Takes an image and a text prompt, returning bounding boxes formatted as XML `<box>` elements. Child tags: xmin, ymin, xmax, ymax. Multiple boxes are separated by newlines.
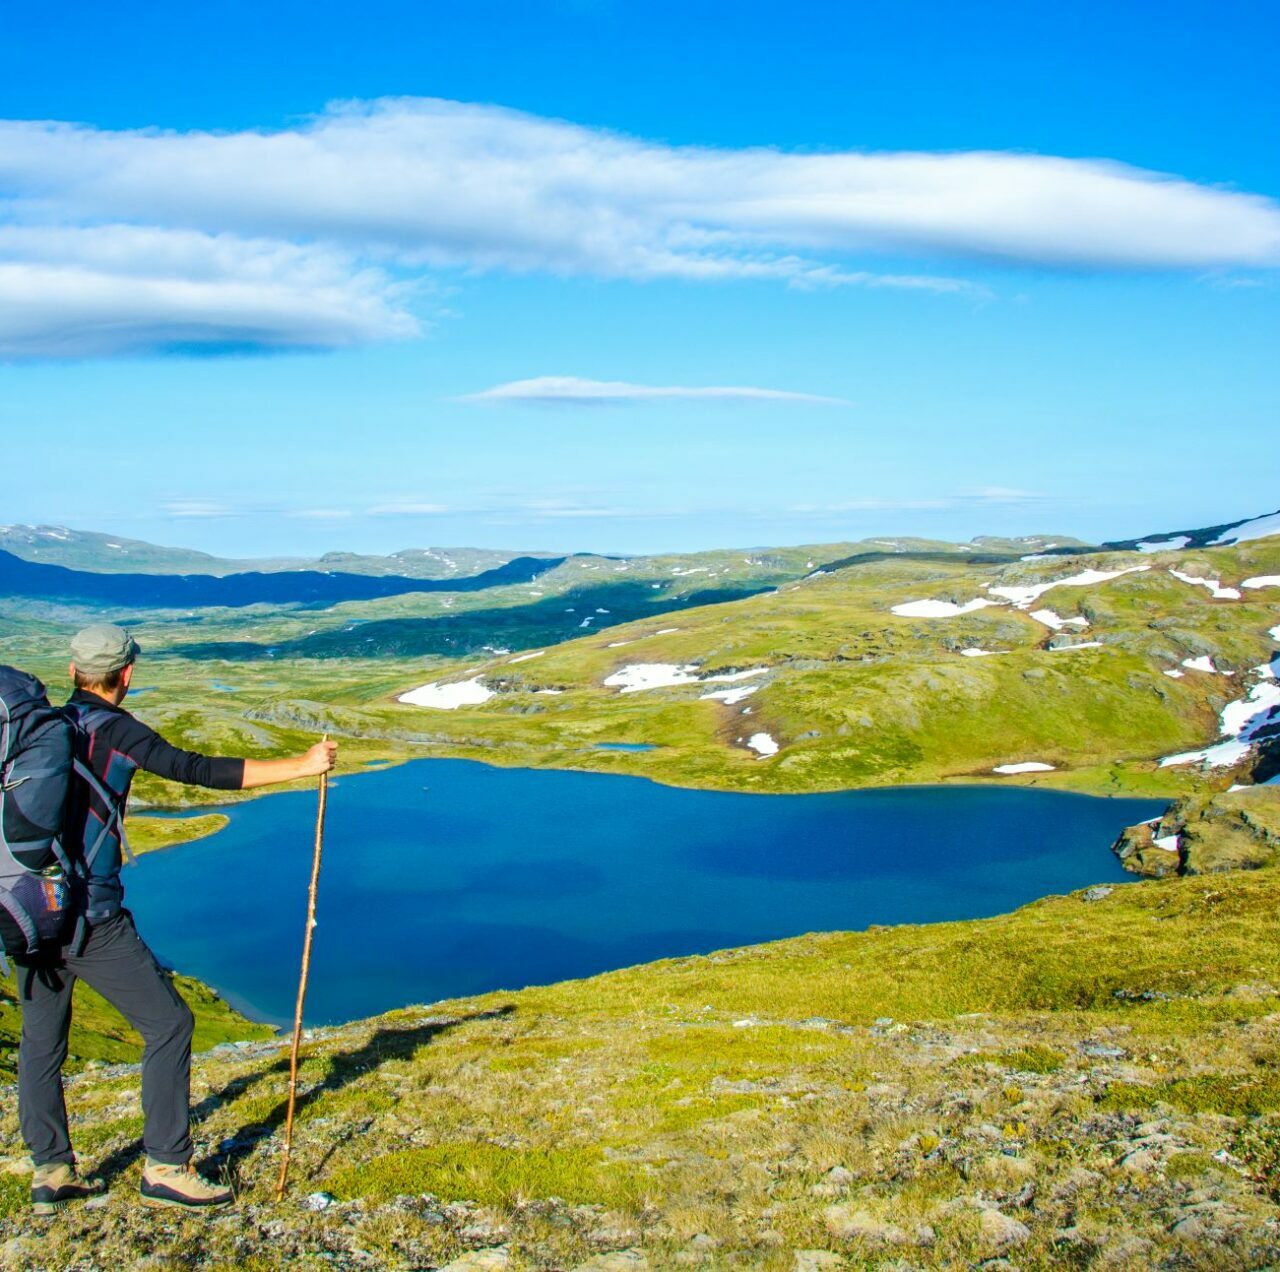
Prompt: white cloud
<box><xmin>161</xmin><ymin>499</ymin><xmax>237</xmax><ymax>518</ymax></box>
<box><xmin>367</xmin><ymin>502</ymin><xmax>451</xmax><ymax>515</ymax></box>
<box><xmin>788</xmin><ymin>487</ymin><xmax>1047</xmax><ymax>514</ymax></box>
<box><xmin>0</xmin><ymin>225</ymin><xmax>416</xmax><ymax>358</ymax></box>
<box><xmin>960</xmin><ymin>486</ymin><xmax>1046</xmax><ymax>502</ymax></box>
<box><xmin>459</xmin><ymin>375</ymin><xmax>850</xmax><ymax>406</ymax></box>
<box><xmin>3</xmin><ymin>97</ymin><xmax>1278</xmax><ymax>357</ymax></box>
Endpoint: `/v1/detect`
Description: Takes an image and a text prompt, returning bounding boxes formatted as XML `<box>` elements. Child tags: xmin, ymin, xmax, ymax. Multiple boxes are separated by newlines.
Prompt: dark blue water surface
<box><xmin>125</xmin><ymin>760</ymin><xmax>1161</xmax><ymax>1026</ymax></box>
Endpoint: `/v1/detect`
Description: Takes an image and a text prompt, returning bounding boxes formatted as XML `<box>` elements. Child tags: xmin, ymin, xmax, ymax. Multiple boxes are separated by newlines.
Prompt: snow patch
<box><xmin>1163</xmin><ymin>669</ymin><xmax>1185</xmax><ymax>679</ymax></box>
<box><xmin>1152</xmin><ymin>834</ymin><xmax>1180</xmax><ymax>852</ymax></box>
<box><xmin>1208</xmin><ymin>511</ymin><xmax>1280</xmax><ymax>545</ymax></box>
<box><xmin>399</xmin><ymin>676</ymin><xmax>494</xmax><ymax>709</ymax></box>
<box><xmin>1030</xmin><ymin>608</ymin><xmax>1090</xmax><ymax>630</ymax></box>
<box><xmin>508</xmin><ymin>650</ymin><xmax>545</xmax><ymax>663</ymax></box>
<box><xmin>960</xmin><ymin>648</ymin><xmax>1006</xmax><ymax>657</ymax></box>
<box><xmin>1159</xmin><ymin>650</ymin><xmax>1280</xmax><ymax>770</ymax></box>
<box><xmin>1181</xmin><ymin>655</ymin><xmax>1219</xmax><ymax>673</ymax></box>
<box><xmin>989</xmin><ymin>565</ymin><xmax>1149</xmax><ymax>609</ymax></box>
<box><xmin>746</xmin><ymin>732</ymin><xmax>779</xmax><ymax>757</ymax></box>
<box><xmin>701</xmin><ymin>685</ymin><xmax>758</xmax><ymax>704</ymax></box>
<box><xmin>993</xmin><ymin>762</ymin><xmax>1056</xmax><ymax>774</ymax></box>
<box><xmin>1137</xmin><ymin>536</ymin><xmax>1191</xmax><ymax>553</ymax></box>
<box><xmin>1243</xmin><ymin>575</ymin><xmax>1280</xmax><ymax>589</ymax></box>
<box><xmin>1169</xmin><ymin>568</ymin><xmax>1241</xmax><ymax>600</ymax></box>
<box><xmin>604</xmin><ymin>663</ymin><xmax>701</xmax><ymax>693</ymax></box>
<box><xmin>891</xmin><ymin>598</ymin><xmax>998</xmax><ymax>618</ymax></box>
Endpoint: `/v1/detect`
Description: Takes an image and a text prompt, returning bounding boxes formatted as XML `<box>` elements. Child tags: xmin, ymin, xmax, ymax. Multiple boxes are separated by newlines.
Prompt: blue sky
<box><xmin>1</xmin><ymin>0</ymin><xmax>1276</xmax><ymax>558</ymax></box>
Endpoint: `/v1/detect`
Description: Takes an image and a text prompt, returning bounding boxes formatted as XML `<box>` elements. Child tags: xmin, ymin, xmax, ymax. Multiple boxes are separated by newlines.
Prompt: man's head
<box><xmin>69</xmin><ymin>624</ymin><xmax>141</xmax><ymax>701</ymax></box>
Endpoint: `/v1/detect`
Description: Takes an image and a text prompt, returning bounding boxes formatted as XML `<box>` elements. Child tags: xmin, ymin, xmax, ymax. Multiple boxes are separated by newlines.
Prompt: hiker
<box><xmin>14</xmin><ymin>624</ymin><xmax>337</xmax><ymax>1214</ymax></box>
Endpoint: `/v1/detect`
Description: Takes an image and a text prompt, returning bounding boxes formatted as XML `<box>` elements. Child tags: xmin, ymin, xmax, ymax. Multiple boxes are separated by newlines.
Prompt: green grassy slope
<box><xmin>345</xmin><ymin>536</ymin><xmax>1280</xmax><ymax>800</ymax></box>
<box><xmin>2</xmin><ymin>535</ymin><xmax>1274</xmax><ymax>816</ymax></box>
<box><xmin>0</xmin><ymin>968</ymin><xmax>271</xmax><ymax>1082</ymax></box>
<box><xmin>1</xmin><ymin>868</ymin><xmax>1277</xmax><ymax>1267</ymax></box>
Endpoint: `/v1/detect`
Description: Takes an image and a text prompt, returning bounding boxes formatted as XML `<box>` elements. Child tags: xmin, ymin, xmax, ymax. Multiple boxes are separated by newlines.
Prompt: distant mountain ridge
<box><xmin>0</xmin><ymin>548</ymin><xmax>572</xmax><ymax>609</ymax></box>
<box><xmin>0</xmin><ymin>524</ymin><xmax>556</xmax><ymax>579</ymax></box>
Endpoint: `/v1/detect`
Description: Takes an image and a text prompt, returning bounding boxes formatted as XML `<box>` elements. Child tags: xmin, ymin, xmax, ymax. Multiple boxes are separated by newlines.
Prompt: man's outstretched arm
<box><xmin>241</xmin><ymin>740</ymin><xmax>337</xmax><ymax>789</ymax></box>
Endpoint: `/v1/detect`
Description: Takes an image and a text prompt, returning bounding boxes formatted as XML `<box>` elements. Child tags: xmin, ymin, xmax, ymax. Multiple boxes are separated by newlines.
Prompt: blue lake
<box><xmin>124</xmin><ymin>760</ymin><xmax>1161</xmax><ymax>1026</ymax></box>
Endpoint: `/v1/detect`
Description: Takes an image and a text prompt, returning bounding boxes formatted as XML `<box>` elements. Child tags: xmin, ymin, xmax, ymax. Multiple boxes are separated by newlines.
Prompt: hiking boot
<box><xmin>31</xmin><ymin>1162</ymin><xmax>106</xmax><ymax>1215</ymax></box>
<box><xmin>139</xmin><ymin>1159</ymin><xmax>233</xmax><ymax>1210</ymax></box>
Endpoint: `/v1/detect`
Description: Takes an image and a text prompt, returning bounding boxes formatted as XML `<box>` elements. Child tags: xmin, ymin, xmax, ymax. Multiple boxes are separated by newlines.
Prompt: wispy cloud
<box><xmin>459</xmin><ymin>376</ymin><xmax>851</xmax><ymax>406</ymax></box>
<box><xmin>788</xmin><ymin>487</ymin><xmax>1048</xmax><ymax>515</ymax></box>
<box><xmin>3</xmin><ymin>97</ymin><xmax>1277</xmax><ymax>357</ymax></box>
<box><xmin>160</xmin><ymin>498</ymin><xmax>238</xmax><ymax>519</ymax></box>
<box><xmin>367</xmin><ymin>502</ymin><xmax>451</xmax><ymax>516</ymax></box>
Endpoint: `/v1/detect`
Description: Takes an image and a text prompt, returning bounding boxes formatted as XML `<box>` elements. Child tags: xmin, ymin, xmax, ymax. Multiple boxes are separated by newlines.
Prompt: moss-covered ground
<box><xmin>1</xmin><ymin>867</ymin><xmax>1278</xmax><ymax>1266</ymax></box>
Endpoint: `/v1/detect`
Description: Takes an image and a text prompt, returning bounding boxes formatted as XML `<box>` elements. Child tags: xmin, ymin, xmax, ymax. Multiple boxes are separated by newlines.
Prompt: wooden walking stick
<box><xmin>275</xmin><ymin>735</ymin><xmax>330</xmax><ymax>1201</ymax></box>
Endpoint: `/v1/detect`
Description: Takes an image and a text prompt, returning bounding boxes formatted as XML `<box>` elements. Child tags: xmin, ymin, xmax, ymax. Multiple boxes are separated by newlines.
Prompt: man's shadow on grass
<box><xmin>93</xmin><ymin>1005</ymin><xmax>514</xmax><ymax>1188</ymax></box>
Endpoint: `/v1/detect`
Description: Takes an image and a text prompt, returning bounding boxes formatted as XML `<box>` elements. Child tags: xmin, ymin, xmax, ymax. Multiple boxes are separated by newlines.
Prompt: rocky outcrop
<box><xmin>1114</xmin><ymin>786</ymin><xmax>1280</xmax><ymax>876</ymax></box>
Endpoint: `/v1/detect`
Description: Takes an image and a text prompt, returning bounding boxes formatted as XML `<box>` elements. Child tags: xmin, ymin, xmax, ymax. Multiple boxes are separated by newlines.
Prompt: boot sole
<box><xmin>140</xmin><ymin>1192</ymin><xmax>233</xmax><ymax>1211</ymax></box>
<box><xmin>31</xmin><ymin>1199</ymin><xmax>68</xmax><ymax>1216</ymax></box>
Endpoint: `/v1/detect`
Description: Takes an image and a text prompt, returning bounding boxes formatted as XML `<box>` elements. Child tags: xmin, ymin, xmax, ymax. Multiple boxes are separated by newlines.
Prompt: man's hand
<box><xmin>302</xmin><ymin>739</ymin><xmax>339</xmax><ymax>776</ymax></box>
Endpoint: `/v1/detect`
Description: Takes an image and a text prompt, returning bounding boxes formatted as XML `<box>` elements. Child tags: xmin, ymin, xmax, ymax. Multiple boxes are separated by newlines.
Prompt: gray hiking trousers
<box><xmin>15</xmin><ymin>911</ymin><xmax>194</xmax><ymax>1167</ymax></box>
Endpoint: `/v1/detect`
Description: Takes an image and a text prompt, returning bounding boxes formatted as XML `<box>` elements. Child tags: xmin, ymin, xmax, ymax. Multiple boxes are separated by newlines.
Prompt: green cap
<box><xmin>69</xmin><ymin>624</ymin><xmax>142</xmax><ymax>677</ymax></box>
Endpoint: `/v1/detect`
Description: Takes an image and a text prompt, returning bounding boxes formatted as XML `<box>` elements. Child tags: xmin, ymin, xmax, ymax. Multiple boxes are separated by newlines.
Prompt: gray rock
<box><xmin>823</xmin><ymin>1205</ymin><xmax>912</xmax><ymax>1245</ymax></box>
<box><xmin>1082</xmin><ymin>886</ymin><xmax>1114</xmax><ymax>902</ymax></box>
<box><xmin>573</xmin><ymin>1252</ymin><xmax>650</xmax><ymax>1272</ymax></box>
<box><xmin>793</xmin><ymin>1253</ymin><xmax>844</xmax><ymax>1271</ymax></box>
<box><xmin>1119</xmin><ymin>1148</ymin><xmax>1162</xmax><ymax>1173</ymax></box>
<box><xmin>439</xmin><ymin>1249</ymin><xmax>513</xmax><ymax>1272</ymax></box>
<box><xmin>301</xmin><ymin>1190</ymin><xmax>336</xmax><ymax>1211</ymax></box>
<box><xmin>977</xmin><ymin>1209</ymin><xmax>1031</xmax><ymax>1251</ymax></box>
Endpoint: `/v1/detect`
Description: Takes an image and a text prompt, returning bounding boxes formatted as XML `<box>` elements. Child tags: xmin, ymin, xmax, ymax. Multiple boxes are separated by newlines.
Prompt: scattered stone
<box><xmin>573</xmin><ymin>1251</ymin><xmax>650</xmax><ymax>1271</ymax></box>
<box><xmin>977</xmin><ymin>1209</ymin><xmax>1031</xmax><ymax>1251</ymax></box>
<box><xmin>1081</xmin><ymin>886</ymin><xmax>1113</xmax><ymax>901</ymax></box>
<box><xmin>793</xmin><ymin>1253</ymin><xmax>843</xmax><ymax>1271</ymax></box>
<box><xmin>301</xmin><ymin>1191</ymin><xmax>336</xmax><ymax>1211</ymax></box>
<box><xmin>1080</xmin><ymin>1043</ymin><xmax>1127</xmax><ymax>1058</ymax></box>
<box><xmin>1119</xmin><ymin>1148</ymin><xmax>1162</xmax><ymax>1174</ymax></box>
<box><xmin>823</xmin><ymin>1205</ymin><xmax>912</xmax><ymax>1245</ymax></box>
<box><xmin>439</xmin><ymin>1248</ymin><xmax>512</xmax><ymax>1271</ymax></box>
<box><xmin>0</xmin><ymin>1156</ymin><xmax>32</xmax><ymax>1176</ymax></box>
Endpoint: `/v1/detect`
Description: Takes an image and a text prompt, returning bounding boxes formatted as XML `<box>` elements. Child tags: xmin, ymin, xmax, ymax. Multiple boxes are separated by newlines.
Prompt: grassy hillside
<box><xmin>1</xmin><ymin>867</ymin><xmax>1278</xmax><ymax>1267</ymax></box>
<box><xmin>0</xmin><ymin>968</ymin><xmax>271</xmax><ymax>1083</ymax></box>
<box><xmin>4</xmin><ymin>535</ymin><xmax>1275</xmax><ymax>825</ymax></box>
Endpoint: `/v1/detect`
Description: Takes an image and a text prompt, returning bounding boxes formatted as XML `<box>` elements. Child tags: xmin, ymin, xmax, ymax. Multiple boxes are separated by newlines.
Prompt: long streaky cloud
<box><xmin>460</xmin><ymin>376</ymin><xmax>850</xmax><ymax>406</ymax></box>
<box><xmin>2</xmin><ymin>96</ymin><xmax>1278</xmax><ymax>358</ymax></box>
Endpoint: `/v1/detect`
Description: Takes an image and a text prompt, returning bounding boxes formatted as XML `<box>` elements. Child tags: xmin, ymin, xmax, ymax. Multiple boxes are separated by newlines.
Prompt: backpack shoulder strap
<box><xmin>64</xmin><ymin>705</ymin><xmax>137</xmax><ymax>870</ymax></box>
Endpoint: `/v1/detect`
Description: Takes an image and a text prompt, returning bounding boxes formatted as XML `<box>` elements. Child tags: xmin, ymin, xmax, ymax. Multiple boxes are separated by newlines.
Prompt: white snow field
<box><xmin>746</xmin><ymin>732</ymin><xmax>779</xmax><ymax>757</ymax></box>
<box><xmin>1181</xmin><ymin>655</ymin><xmax>1220</xmax><ymax>674</ymax></box>
<box><xmin>1160</xmin><ymin>636</ymin><xmax>1280</xmax><ymax>770</ymax></box>
<box><xmin>1030</xmin><ymin>609</ymin><xmax>1090</xmax><ymax>630</ymax></box>
<box><xmin>1208</xmin><ymin>511</ymin><xmax>1280</xmax><ymax>545</ymax></box>
<box><xmin>603</xmin><ymin>663</ymin><xmax>703</xmax><ymax>693</ymax></box>
<box><xmin>399</xmin><ymin>676</ymin><xmax>495</xmax><ymax>709</ymax></box>
<box><xmin>992</xmin><ymin>761</ymin><xmax>1056</xmax><ymax>774</ymax></box>
<box><xmin>890</xmin><ymin>598</ymin><xmax>998</xmax><ymax>618</ymax></box>
<box><xmin>1243</xmin><ymin>575</ymin><xmax>1280</xmax><ymax>589</ymax></box>
<box><xmin>1169</xmin><ymin>569</ymin><xmax>1241</xmax><ymax>600</ymax></box>
<box><xmin>988</xmin><ymin>565</ymin><xmax>1149</xmax><ymax>609</ymax></box>
<box><xmin>1137</xmin><ymin>536</ymin><xmax>1191</xmax><ymax>553</ymax></box>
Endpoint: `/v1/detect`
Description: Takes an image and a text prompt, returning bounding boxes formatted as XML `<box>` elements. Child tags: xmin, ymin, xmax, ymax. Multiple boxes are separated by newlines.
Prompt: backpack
<box><xmin>0</xmin><ymin>666</ymin><xmax>133</xmax><ymax>971</ymax></box>
<box><xmin>0</xmin><ymin>665</ymin><xmax>75</xmax><ymax>969</ymax></box>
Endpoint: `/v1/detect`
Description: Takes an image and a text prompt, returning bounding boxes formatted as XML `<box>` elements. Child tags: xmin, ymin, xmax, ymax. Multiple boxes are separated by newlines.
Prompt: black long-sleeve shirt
<box><xmin>63</xmin><ymin>689</ymin><xmax>246</xmax><ymax>918</ymax></box>
<box><xmin>66</xmin><ymin>688</ymin><xmax>245</xmax><ymax>795</ymax></box>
